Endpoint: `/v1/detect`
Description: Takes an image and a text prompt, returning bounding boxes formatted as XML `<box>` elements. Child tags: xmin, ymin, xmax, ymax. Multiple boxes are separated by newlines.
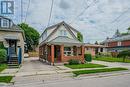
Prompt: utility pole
<box><xmin>21</xmin><ymin>0</ymin><xmax>23</xmax><ymax>23</ymax></box>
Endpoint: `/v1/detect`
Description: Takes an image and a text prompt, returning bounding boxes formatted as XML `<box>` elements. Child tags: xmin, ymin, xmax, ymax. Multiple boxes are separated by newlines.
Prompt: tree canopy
<box><xmin>18</xmin><ymin>23</ymin><xmax>40</xmax><ymax>51</ymax></box>
<box><xmin>117</xmin><ymin>50</ymin><xmax>130</xmax><ymax>62</ymax></box>
<box><xmin>128</xmin><ymin>27</ymin><xmax>130</xmax><ymax>30</ymax></box>
<box><xmin>77</xmin><ymin>32</ymin><xmax>83</xmax><ymax>42</ymax></box>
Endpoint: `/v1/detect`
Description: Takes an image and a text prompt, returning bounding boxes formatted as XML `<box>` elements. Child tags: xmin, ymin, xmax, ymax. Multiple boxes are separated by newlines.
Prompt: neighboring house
<box><xmin>102</xmin><ymin>29</ymin><xmax>130</xmax><ymax>52</ymax></box>
<box><xmin>84</xmin><ymin>43</ymin><xmax>107</xmax><ymax>56</ymax></box>
<box><xmin>39</xmin><ymin>21</ymin><xmax>84</xmax><ymax>65</ymax></box>
<box><xmin>0</xmin><ymin>16</ymin><xmax>25</xmax><ymax>67</ymax></box>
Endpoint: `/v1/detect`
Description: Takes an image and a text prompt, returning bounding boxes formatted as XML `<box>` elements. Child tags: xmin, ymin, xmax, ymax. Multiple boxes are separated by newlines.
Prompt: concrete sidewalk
<box><xmin>92</xmin><ymin>60</ymin><xmax>130</xmax><ymax>69</ymax></box>
<box><xmin>0</xmin><ymin>68</ymin><xmax>19</xmax><ymax>76</ymax></box>
<box><xmin>15</xmin><ymin>66</ymin><xmax>120</xmax><ymax>77</ymax></box>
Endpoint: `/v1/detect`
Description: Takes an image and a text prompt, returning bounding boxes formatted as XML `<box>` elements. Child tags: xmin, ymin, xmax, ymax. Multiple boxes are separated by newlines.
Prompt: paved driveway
<box><xmin>19</xmin><ymin>57</ymin><xmax>57</xmax><ymax>72</ymax></box>
<box><xmin>11</xmin><ymin>57</ymin><xmax>73</xmax><ymax>87</ymax></box>
<box><xmin>14</xmin><ymin>57</ymin><xmax>60</xmax><ymax>77</ymax></box>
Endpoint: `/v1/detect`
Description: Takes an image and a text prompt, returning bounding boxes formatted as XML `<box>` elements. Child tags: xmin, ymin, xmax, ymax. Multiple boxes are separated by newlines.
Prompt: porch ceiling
<box><xmin>47</xmin><ymin>36</ymin><xmax>84</xmax><ymax>46</ymax></box>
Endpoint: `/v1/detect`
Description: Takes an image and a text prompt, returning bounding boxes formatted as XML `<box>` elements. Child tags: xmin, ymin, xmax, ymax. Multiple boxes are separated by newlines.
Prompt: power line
<box><xmin>24</xmin><ymin>0</ymin><xmax>31</xmax><ymax>23</ymax></box>
<box><xmin>101</xmin><ymin>7</ymin><xmax>130</xmax><ymax>34</ymax></box>
<box><xmin>111</xmin><ymin>8</ymin><xmax>130</xmax><ymax>23</ymax></box>
<box><xmin>70</xmin><ymin>0</ymin><xmax>98</xmax><ymax>24</ymax></box>
<box><xmin>21</xmin><ymin>0</ymin><xmax>23</xmax><ymax>23</ymax></box>
<box><xmin>47</xmin><ymin>0</ymin><xmax>54</xmax><ymax>27</ymax></box>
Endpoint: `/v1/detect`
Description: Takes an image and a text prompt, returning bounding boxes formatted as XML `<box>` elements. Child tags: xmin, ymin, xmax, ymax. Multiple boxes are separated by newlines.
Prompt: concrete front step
<box><xmin>8</xmin><ymin>66</ymin><xmax>19</xmax><ymax>68</ymax></box>
<box><xmin>8</xmin><ymin>62</ymin><xmax>18</xmax><ymax>64</ymax></box>
<box><xmin>8</xmin><ymin>64</ymin><xmax>19</xmax><ymax>68</ymax></box>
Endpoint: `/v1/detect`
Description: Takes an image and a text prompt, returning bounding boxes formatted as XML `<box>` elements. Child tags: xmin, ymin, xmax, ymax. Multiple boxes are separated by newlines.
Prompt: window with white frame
<box><xmin>117</xmin><ymin>41</ymin><xmax>121</xmax><ymax>46</ymax></box>
<box><xmin>60</xmin><ymin>30</ymin><xmax>67</xmax><ymax>36</ymax></box>
<box><xmin>64</xmin><ymin>47</ymin><xmax>73</xmax><ymax>56</ymax></box>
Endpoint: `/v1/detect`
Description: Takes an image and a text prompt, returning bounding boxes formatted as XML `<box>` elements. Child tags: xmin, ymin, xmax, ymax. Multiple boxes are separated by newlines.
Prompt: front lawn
<box><xmin>0</xmin><ymin>76</ymin><xmax>13</xmax><ymax>83</ymax></box>
<box><xmin>0</xmin><ymin>64</ymin><xmax>7</xmax><ymax>72</ymax></box>
<box><xmin>65</xmin><ymin>63</ymin><xmax>107</xmax><ymax>69</ymax></box>
<box><xmin>73</xmin><ymin>67</ymin><xmax>128</xmax><ymax>76</ymax></box>
<box><xmin>94</xmin><ymin>57</ymin><xmax>130</xmax><ymax>63</ymax></box>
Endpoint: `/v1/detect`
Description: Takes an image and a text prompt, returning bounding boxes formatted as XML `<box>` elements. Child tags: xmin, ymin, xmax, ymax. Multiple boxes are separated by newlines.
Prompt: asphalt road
<box><xmin>43</xmin><ymin>73</ymin><xmax>130</xmax><ymax>87</ymax></box>
<box><xmin>5</xmin><ymin>72</ymin><xmax>129</xmax><ymax>87</ymax></box>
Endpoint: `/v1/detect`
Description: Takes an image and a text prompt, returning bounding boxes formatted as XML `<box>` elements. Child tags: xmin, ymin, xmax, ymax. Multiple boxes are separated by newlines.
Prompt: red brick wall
<box><xmin>108</xmin><ymin>42</ymin><xmax>117</xmax><ymax>47</ymax></box>
<box><xmin>122</xmin><ymin>40</ymin><xmax>130</xmax><ymax>46</ymax></box>
<box><xmin>107</xmin><ymin>40</ymin><xmax>130</xmax><ymax>47</ymax></box>
<box><xmin>62</xmin><ymin>55</ymin><xmax>83</xmax><ymax>62</ymax></box>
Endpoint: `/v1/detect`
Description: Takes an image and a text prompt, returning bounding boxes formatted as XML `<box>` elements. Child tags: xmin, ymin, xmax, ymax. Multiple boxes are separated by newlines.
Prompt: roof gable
<box><xmin>43</xmin><ymin>21</ymin><xmax>79</xmax><ymax>42</ymax></box>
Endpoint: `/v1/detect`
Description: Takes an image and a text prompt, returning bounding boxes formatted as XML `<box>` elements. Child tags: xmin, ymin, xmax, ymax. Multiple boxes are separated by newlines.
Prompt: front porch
<box><xmin>4</xmin><ymin>37</ymin><xmax>22</xmax><ymax>67</ymax></box>
<box><xmin>39</xmin><ymin>44</ymin><xmax>85</xmax><ymax>65</ymax></box>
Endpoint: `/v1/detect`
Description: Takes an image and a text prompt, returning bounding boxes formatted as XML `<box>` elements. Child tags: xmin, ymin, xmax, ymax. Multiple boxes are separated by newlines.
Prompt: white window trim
<box><xmin>64</xmin><ymin>47</ymin><xmax>73</xmax><ymax>56</ymax></box>
<box><xmin>60</xmin><ymin>30</ymin><xmax>67</xmax><ymax>36</ymax></box>
<box><xmin>117</xmin><ymin>41</ymin><xmax>121</xmax><ymax>46</ymax></box>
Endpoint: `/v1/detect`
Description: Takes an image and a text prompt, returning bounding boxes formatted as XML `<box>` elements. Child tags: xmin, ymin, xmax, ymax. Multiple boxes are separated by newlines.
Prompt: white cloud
<box><xmin>1</xmin><ymin>0</ymin><xmax>130</xmax><ymax>43</ymax></box>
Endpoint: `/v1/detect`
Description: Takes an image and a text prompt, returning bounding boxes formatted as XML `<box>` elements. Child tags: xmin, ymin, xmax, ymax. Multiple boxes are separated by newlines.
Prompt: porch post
<box><xmin>60</xmin><ymin>45</ymin><xmax>64</xmax><ymax>62</ymax></box>
<box><xmin>51</xmin><ymin>45</ymin><xmax>54</xmax><ymax>65</ymax></box>
<box><xmin>81</xmin><ymin>45</ymin><xmax>85</xmax><ymax>63</ymax></box>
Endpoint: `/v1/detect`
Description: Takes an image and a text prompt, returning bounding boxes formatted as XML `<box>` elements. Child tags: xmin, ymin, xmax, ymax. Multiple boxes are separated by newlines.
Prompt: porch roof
<box><xmin>47</xmin><ymin>36</ymin><xmax>84</xmax><ymax>46</ymax></box>
<box><xmin>4</xmin><ymin>36</ymin><xmax>19</xmax><ymax>40</ymax></box>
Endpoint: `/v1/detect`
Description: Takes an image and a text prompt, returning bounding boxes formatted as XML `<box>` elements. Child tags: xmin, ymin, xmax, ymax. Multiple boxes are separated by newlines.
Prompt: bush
<box><xmin>117</xmin><ymin>50</ymin><xmax>130</xmax><ymax>62</ymax></box>
<box><xmin>111</xmin><ymin>52</ymin><xmax>119</xmax><ymax>57</ymax></box>
<box><xmin>85</xmin><ymin>54</ymin><xmax>92</xmax><ymax>62</ymax></box>
<box><xmin>0</xmin><ymin>49</ymin><xmax>7</xmax><ymax>63</ymax></box>
<box><xmin>118</xmin><ymin>50</ymin><xmax>130</xmax><ymax>58</ymax></box>
<box><xmin>0</xmin><ymin>42</ymin><xmax>5</xmax><ymax>49</ymax></box>
<box><xmin>68</xmin><ymin>59</ymin><xmax>80</xmax><ymax>65</ymax></box>
<box><xmin>95</xmin><ymin>54</ymin><xmax>101</xmax><ymax>58</ymax></box>
<box><xmin>95</xmin><ymin>52</ymin><xmax>112</xmax><ymax>58</ymax></box>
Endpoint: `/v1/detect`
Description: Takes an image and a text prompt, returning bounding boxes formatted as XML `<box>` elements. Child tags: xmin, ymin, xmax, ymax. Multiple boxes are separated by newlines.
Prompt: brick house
<box><xmin>102</xmin><ymin>29</ymin><xmax>130</xmax><ymax>52</ymax></box>
<box><xmin>0</xmin><ymin>16</ymin><xmax>25</xmax><ymax>66</ymax></box>
<box><xmin>84</xmin><ymin>43</ymin><xmax>107</xmax><ymax>56</ymax></box>
<box><xmin>39</xmin><ymin>21</ymin><xmax>85</xmax><ymax>65</ymax></box>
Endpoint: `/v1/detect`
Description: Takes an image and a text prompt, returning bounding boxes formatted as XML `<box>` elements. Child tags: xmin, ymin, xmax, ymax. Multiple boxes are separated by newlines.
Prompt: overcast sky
<box><xmin>1</xmin><ymin>0</ymin><xmax>130</xmax><ymax>43</ymax></box>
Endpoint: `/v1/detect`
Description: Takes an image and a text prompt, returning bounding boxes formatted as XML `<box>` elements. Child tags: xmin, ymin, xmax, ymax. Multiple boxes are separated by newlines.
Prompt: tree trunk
<box><xmin>123</xmin><ymin>57</ymin><xmax>125</xmax><ymax>62</ymax></box>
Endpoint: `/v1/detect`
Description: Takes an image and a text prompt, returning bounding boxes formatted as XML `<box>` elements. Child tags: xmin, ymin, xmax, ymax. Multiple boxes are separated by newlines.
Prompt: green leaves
<box><xmin>0</xmin><ymin>49</ymin><xmax>7</xmax><ymax>63</ymax></box>
<box><xmin>77</xmin><ymin>32</ymin><xmax>83</xmax><ymax>42</ymax></box>
<box><xmin>18</xmin><ymin>23</ymin><xmax>40</xmax><ymax>51</ymax></box>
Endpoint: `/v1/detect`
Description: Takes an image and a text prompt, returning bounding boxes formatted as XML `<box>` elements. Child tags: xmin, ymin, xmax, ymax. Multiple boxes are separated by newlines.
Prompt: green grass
<box><xmin>94</xmin><ymin>57</ymin><xmax>130</xmax><ymax>63</ymax></box>
<box><xmin>65</xmin><ymin>63</ymin><xmax>107</xmax><ymax>69</ymax></box>
<box><xmin>0</xmin><ymin>64</ymin><xmax>7</xmax><ymax>72</ymax></box>
<box><xmin>0</xmin><ymin>76</ymin><xmax>13</xmax><ymax>83</ymax></box>
<box><xmin>73</xmin><ymin>67</ymin><xmax>128</xmax><ymax>76</ymax></box>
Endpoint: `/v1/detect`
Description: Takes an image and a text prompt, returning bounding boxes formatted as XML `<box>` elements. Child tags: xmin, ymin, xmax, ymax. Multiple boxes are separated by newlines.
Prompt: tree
<box><xmin>127</xmin><ymin>27</ymin><xmax>130</xmax><ymax>30</ymax></box>
<box><xmin>95</xmin><ymin>41</ymin><xmax>98</xmax><ymax>45</ymax></box>
<box><xmin>77</xmin><ymin>32</ymin><xmax>83</xmax><ymax>42</ymax></box>
<box><xmin>18</xmin><ymin>23</ymin><xmax>40</xmax><ymax>51</ymax></box>
<box><xmin>117</xmin><ymin>50</ymin><xmax>130</xmax><ymax>62</ymax></box>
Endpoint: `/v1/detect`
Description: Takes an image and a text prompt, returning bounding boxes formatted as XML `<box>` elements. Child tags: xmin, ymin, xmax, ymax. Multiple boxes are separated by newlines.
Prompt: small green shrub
<box><xmin>95</xmin><ymin>54</ymin><xmax>101</xmax><ymax>58</ymax></box>
<box><xmin>85</xmin><ymin>54</ymin><xmax>92</xmax><ymax>62</ymax></box>
<box><xmin>95</xmin><ymin>52</ymin><xmax>112</xmax><ymax>58</ymax></box>
<box><xmin>68</xmin><ymin>59</ymin><xmax>80</xmax><ymax>65</ymax></box>
<box><xmin>0</xmin><ymin>49</ymin><xmax>7</xmax><ymax>63</ymax></box>
<box><xmin>0</xmin><ymin>42</ymin><xmax>5</xmax><ymax>49</ymax></box>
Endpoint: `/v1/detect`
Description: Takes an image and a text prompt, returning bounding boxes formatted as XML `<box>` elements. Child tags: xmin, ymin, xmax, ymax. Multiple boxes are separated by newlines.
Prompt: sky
<box><xmin>0</xmin><ymin>0</ymin><xmax>130</xmax><ymax>43</ymax></box>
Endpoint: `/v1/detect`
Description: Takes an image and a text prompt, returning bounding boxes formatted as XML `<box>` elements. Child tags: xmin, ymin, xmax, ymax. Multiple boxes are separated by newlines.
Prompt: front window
<box><xmin>117</xmin><ymin>41</ymin><xmax>121</xmax><ymax>46</ymax></box>
<box><xmin>60</xmin><ymin>30</ymin><xmax>67</xmax><ymax>36</ymax></box>
<box><xmin>64</xmin><ymin>47</ymin><xmax>73</xmax><ymax>56</ymax></box>
<box><xmin>1</xmin><ymin>19</ymin><xmax>9</xmax><ymax>27</ymax></box>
